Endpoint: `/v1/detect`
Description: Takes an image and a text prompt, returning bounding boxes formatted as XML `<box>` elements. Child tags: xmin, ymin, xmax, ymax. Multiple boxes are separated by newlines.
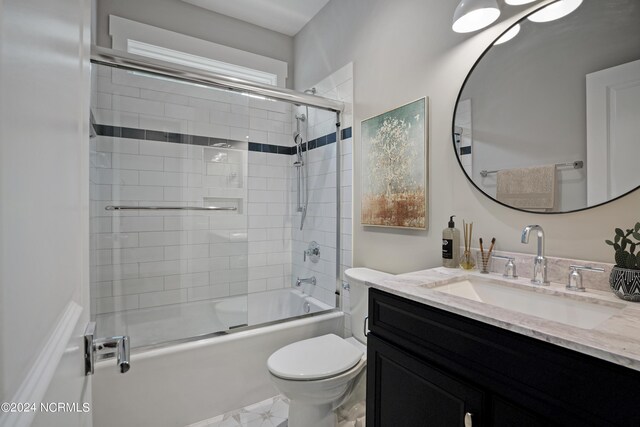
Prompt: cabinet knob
<box><xmin>464</xmin><ymin>412</ymin><xmax>473</xmax><ymax>427</ymax></box>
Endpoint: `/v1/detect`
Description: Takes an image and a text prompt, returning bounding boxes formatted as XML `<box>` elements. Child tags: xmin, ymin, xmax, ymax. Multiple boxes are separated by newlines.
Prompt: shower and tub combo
<box><xmin>88</xmin><ymin>47</ymin><xmax>346</xmax><ymax>425</ymax></box>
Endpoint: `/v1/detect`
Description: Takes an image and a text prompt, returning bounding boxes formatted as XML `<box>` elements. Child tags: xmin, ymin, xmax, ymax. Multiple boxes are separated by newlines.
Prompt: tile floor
<box><xmin>186</xmin><ymin>395</ymin><xmax>366</xmax><ymax>427</ymax></box>
<box><xmin>186</xmin><ymin>396</ymin><xmax>289</xmax><ymax>427</ymax></box>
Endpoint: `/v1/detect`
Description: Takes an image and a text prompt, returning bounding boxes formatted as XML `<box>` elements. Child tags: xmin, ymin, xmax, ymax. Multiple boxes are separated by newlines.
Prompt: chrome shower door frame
<box><xmin>91</xmin><ymin>46</ymin><xmax>346</xmax><ymax>311</ymax></box>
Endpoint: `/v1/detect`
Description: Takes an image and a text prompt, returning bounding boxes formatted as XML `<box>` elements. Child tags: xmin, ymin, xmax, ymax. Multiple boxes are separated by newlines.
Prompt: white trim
<box><xmin>126</xmin><ymin>40</ymin><xmax>278</xmax><ymax>86</ymax></box>
<box><xmin>586</xmin><ymin>59</ymin><xmax>640</xmax><ymax>206</ymax></box>
<box><xmin>109</xmin><ymin>15</ymin><xmax>288</xmax><ymax>87</ymax></box>
<box><xmin>0</xmin><ymin>302</ymin><xmax>83</xmax><ymax>427</ymax></box>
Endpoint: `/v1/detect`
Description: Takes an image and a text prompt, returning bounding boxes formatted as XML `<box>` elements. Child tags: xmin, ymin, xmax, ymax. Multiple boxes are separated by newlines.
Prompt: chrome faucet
<box><xmin>296</xmin><ymin>276</ymin><xmax>316</xmax><ymax>287</ymax></box>
<box><xmin>521</xmin><ymin>225</ymin><xmax>549</xmax><ymax>285</ymax></box>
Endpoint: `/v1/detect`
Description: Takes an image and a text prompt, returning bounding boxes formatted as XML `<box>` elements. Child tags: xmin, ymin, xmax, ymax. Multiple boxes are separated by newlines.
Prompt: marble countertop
<box><xmin>366</xmin><ymin>267</ymin><xmax>640</xmax><ymax>372</ymax></box>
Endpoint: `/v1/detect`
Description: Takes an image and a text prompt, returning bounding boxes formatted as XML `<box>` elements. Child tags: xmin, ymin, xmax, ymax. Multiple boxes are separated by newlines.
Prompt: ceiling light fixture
<box><xmin>494</xmin><ymin>24</ymin><xmax>521</xmax><ymax>45</ymax></box>
<box><xmin>452</xmin><ymin>0</ymin><xmax>501</xmax><ymax>33</ymax></box>
<box><xmin>527</xmin><ymin>0</ymin><xmax>583</xmax><ymax>23</ymax></box>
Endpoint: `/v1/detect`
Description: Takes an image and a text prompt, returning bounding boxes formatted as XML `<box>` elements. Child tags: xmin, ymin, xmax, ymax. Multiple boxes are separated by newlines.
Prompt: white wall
<box><xmin>294</xmin><ymin>0</ymin><xmax>640</xmax><ymax>273</ymax></box>
<box><xmin>0</xmin><ymin>0</ymin><xmax>92</xmax><ymax>423</ymax></box>
<box><xmin>95</xmin><ymin>0</ymin><xmax>295</xmax><ymax>88</ymax></box>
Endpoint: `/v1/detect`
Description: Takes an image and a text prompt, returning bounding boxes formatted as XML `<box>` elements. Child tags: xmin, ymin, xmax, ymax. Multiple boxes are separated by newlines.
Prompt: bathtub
<box><xmin>96</xmin><ymin>288</ymin><xmax>333</xmax><ymax>348</ymax></box>
<box><xmin>92</xmin><ymin>288</ymin><xmax>343</xmax><ymax>427</ymax></box>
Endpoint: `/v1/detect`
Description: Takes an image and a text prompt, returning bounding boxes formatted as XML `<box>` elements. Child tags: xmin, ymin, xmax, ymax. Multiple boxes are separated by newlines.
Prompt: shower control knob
<box><xmin>304</xmin><ymin>241</ymin><xmax>320</xmax><ymax>263</ymax></box>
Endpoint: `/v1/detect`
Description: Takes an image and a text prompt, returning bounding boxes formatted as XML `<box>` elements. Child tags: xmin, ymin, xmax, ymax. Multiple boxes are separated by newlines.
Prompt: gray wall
<box><xmin>294</xmin><ymin>0</ymin><xmax>640</xmax><ymax>273</ymax></box>
<box><xmin>95</xmin><ymin>0</ymin><xmax>295</xmax><ymax>88</ymax></box>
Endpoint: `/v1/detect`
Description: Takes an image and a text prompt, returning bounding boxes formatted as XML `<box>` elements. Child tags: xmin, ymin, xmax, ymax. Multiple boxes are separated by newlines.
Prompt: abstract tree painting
<box><xmin>361</xmin><ymin>98</ymin><xmax>427</xmax><ymax>229</ymax></box>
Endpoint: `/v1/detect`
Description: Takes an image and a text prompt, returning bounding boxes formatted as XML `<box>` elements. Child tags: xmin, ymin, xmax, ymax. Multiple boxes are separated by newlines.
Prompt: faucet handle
<box><xmin>567</xmin><ymin>265</ymin><xmax>605</xmax><ymax>292</ymax></box>
<box><xmin>303</xmin><ymin>241</ymin><xmax>320</xmax><ymax>263</ymax></box>
<box><xmin>492</xmin><ymin>255</ymin><xmax>518</xmax><ymax>279</ymax></box>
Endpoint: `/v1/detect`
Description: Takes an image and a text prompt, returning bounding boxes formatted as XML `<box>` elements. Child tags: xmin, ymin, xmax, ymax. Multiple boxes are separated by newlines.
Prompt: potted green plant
<box><xmin>605</xmin><ymin>223</ymin><xmax>640</xmax><ymax>301</ymax></box>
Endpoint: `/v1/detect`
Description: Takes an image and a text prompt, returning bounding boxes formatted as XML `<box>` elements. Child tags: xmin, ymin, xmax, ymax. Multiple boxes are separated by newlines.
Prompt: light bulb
<box><xmin>494</xmin><ymin>24</ymin><xmax>521</xmax><ymax>45</ymax></box>
<box><xmin>527</xmin><ymin>0</ymin><xmax>583</xmax><ymax>23</ymax></box>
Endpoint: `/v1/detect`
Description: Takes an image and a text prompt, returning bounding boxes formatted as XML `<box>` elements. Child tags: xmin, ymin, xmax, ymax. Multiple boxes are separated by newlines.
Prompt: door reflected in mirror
<box><xmin>453</xmin><ymin>0</ymin><xmax>640</xmax><ymax>213</ymax></box>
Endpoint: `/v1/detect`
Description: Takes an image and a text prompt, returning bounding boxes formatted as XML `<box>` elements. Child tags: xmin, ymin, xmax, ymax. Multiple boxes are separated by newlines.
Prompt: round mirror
<box><xmin>453</xmin><ymin>0</ymin><xmax>640</xmax><ymax>213</ymax></box>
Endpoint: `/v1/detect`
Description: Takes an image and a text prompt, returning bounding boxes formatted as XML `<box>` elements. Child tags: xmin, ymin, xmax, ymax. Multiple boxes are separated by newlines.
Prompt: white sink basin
<box><xmin>432</xmin><ymin>277</ymin><xmax>623</xmax><ymax>329</ymax></box>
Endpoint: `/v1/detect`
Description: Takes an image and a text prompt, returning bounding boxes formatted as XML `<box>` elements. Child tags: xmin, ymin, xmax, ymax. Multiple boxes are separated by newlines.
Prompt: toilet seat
<box><xmin>267</xmin><ymin>334</ymin><xmax>363</xmax><ymax>381</ymax></box>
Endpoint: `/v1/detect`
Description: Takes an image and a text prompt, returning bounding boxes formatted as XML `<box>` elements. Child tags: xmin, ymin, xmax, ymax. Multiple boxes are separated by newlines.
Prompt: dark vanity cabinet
<box><xmin>366</xmin><ymin>289</ymin><xmax>640</xmax><ymax>427</ymax></box>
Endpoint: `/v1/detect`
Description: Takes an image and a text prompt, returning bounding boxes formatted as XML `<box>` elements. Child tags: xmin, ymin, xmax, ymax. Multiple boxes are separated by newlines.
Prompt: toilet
<box><xmin>267</xmin><ymin>268</ymin><xmax>393</xmax><ymax>427</ymax></box>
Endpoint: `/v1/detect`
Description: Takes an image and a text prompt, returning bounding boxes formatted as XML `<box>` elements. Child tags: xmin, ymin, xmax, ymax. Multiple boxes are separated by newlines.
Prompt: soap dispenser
<box><xmin>442</xmin><ymin>215</ymin><xmax>460</xmax><ymax>268</ymax></box>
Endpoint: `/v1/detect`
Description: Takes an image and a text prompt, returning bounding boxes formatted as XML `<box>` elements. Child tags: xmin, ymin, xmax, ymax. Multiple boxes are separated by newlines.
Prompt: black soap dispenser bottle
<box><xmin>442</xmin><ymin>215</ymin><xmax>460</xmax><ymax>268</ymax></box>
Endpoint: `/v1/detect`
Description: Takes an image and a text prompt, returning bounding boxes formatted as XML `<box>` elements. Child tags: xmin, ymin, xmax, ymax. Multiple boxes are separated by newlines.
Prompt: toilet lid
<box><xmin>268</xmin><ymin>334</ymin><xmax>364</xmax><ymax>381</ymax></box>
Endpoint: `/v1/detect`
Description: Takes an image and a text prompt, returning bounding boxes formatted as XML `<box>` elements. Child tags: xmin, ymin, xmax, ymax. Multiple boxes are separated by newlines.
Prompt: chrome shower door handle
<box><xmin>84</xmin><ymin>322</ymin><xmax>130</xmax><ymax>375</ymax></box>
<box><xmin>97</xmin><ymin>335</ymin><xmax>129</xmax><ymax>374</ymax></box>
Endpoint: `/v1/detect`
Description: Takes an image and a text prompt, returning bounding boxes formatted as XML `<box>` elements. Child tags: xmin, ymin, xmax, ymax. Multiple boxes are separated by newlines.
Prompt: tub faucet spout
<box><xmin>296</xmin><ymin>276</ymin><xmax>316</xmax><ymax>287</ymax></box>
<box><xmin>521</xmin><ymin>225</ymin><xmax>549</xmax><ymax>285</ymax></box>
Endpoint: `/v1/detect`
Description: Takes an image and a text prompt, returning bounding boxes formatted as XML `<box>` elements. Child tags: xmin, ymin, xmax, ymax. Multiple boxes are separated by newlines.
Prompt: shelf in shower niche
<box><xmin>204</xmin><ymin>197</ymin><xmax>243</xmax><ymax>214</ymax></box>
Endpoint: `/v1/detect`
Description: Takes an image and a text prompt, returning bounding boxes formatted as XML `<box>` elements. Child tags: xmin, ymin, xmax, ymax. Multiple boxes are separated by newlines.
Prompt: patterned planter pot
<box><xmin>609</xmin><ymin>266</ymin><xmax>640</xmax><ymax>302</ymax></box>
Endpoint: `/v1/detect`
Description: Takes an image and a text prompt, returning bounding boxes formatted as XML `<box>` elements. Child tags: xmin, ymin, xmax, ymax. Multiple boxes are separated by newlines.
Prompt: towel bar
<box><xmin>480</xmin><ymin>160</ymin><xmax>583</xmax><ymax>178</ymax></box>
<box><xmin>105</xmin><ymin>205</ymin><xmax>236</xmax><ymax>211</ymax></box>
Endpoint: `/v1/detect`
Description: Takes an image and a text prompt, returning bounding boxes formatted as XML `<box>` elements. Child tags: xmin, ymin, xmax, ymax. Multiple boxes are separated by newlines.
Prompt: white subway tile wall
<box><xmin>90</xmin><ymin>136</ymin><xmax>256</xmax><ymax>315</ymax></box>
<box><xmin>292</xmin><ymin>63</ymin><xmax>354</xmax><ymax>334</ymax></box>
<box><xmin>93</xmin><ymin>66</ymin><xmax>293</xmax><ymax>144</ymax></box>
<box><xmin>89</xmin><ymin>62</ymin><xmax>353</xmax><ymax>333</ymax></box>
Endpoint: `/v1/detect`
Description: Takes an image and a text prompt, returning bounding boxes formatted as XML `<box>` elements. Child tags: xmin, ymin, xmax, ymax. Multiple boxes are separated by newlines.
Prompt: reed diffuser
<box><xmin>460</xmin><ymin>220</ymin><xmax>476</xmax><ymax>270</ymax></box>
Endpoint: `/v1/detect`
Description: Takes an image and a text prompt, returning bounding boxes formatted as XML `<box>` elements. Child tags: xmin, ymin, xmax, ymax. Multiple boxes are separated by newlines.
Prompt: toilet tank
<box><xmin>345</xmin><ymin>268</ymin><xmax>394</xmax><ymax>344</ymax></box>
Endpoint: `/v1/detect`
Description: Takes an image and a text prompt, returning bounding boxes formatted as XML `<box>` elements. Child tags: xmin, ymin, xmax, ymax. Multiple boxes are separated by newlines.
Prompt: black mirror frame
<box><xmin>451</xmin><ymin>0</ymin><xmax>640</xmax><ymax>215</ymax></box>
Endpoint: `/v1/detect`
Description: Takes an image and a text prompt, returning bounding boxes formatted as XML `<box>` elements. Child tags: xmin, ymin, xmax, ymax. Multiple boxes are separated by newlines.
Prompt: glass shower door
<box><xmin>89</xmin><ymin>63</ymin><xmax>249</xmax><ymax>348</ymax></box>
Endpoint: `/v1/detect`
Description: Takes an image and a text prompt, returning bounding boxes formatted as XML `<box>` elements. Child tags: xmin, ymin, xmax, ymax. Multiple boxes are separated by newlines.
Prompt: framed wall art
<box><xmin>361</xmin><ymin>97</ymin><xmax>428</xmax><ymax>229</ymax></box>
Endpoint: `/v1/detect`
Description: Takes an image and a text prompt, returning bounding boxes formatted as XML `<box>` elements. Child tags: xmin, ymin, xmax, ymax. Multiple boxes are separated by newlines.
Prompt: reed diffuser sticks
<box><xmin>460</xmin><ymin>220</ymin><xmax>475</xmax><ymax>270</ymax></box>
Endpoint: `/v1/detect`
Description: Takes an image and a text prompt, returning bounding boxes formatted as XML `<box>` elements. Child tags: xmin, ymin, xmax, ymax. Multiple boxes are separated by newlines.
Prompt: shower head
<box><xmin>295</xmin><ymin>113</ymin><xmax>306</xmax><ymax>122</ymax></box>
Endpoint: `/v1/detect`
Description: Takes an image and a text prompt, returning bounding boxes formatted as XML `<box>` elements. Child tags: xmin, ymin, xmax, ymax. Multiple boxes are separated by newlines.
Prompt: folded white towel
<box><xmin>496</xmin><ymin>164</ymin><xmax>556</xmax><ymax>211</ymax></box>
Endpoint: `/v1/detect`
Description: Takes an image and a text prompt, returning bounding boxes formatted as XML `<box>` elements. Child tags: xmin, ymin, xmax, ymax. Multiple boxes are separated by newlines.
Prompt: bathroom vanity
<box><xmin>364</xmin><ymin>269</ymin><xmax>640</xmax><ymax>426</ymax></box>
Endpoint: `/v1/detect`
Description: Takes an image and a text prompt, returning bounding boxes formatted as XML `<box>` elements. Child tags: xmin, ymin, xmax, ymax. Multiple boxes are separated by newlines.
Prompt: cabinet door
<box><xmin>491</xmin><ymin>396</ymin><xmax>553</xmax><ymax>427</ymax></box>
<box><xmin>367</xmin><ymin>335</ymin><xmax>483</xmax><ymax>427</ymax></box>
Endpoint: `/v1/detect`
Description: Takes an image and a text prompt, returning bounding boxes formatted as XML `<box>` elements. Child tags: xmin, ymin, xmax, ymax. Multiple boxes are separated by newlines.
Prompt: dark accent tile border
<box><xmin>95</xmin><ymin>124</ymin><xmax>352</xmax><ymax>156</ymax></box>
<box><xmin>460</xmin><ymin>146</ymin><xmax>472</xmax><ymax>155</ymax></box>
<box><xmin>96</xmin><ymin>124</ymin><xmax>248</xmax><ymax>150</ymax></box>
